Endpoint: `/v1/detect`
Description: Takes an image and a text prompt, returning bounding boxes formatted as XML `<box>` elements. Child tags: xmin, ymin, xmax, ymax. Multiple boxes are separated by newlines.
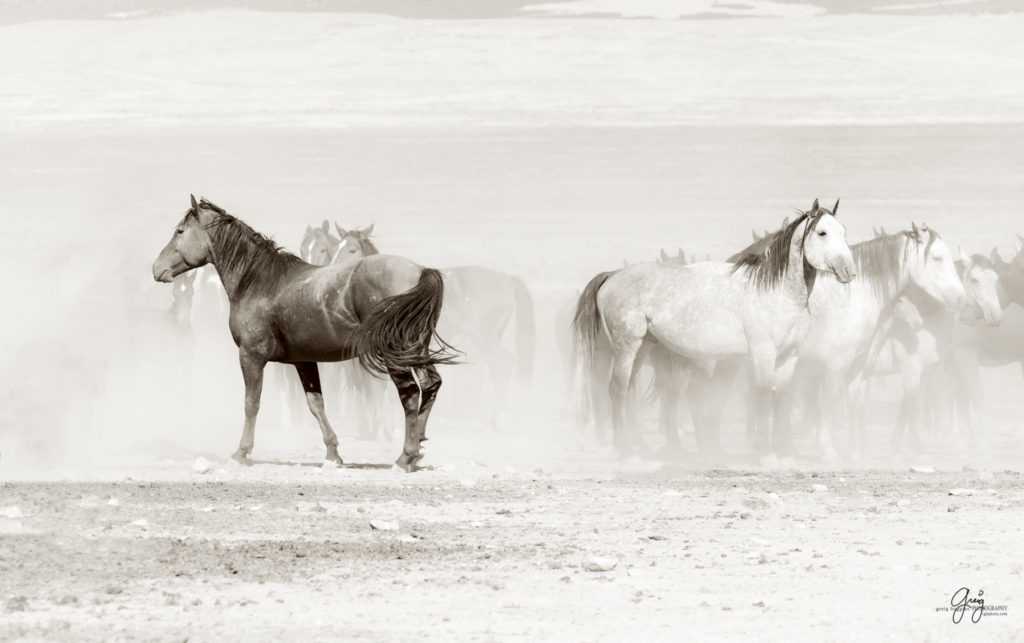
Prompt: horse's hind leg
<box><xmin>389</xmin><ymin>368</ymin><xmax>425</xmax><ymax>472</ymax></box>
<box><xmin>608</xmin><ymin>335</ymin><xmax>644</xmax><ymax>456</ymax></box>
<box><xmin>414</xmin><ymin>365</ymin><xmax>442</xmax><ymax>446</ymax></box>
<box><xmin>294</xmin><ymin>362</ymin><xmax>343</xmax><ymax>465</ymax></box>
<box><xmin>232</xmin><ymin>351</ymin><xmax>267</xmax><ymax>464</ymax></box>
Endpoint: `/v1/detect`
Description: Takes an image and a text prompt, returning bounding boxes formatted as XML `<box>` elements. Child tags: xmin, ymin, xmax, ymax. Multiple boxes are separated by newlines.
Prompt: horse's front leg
<box><xmin>748</xmin><ymin>343</ymin><xmax>777</xmax><ymax>461</ymax></box>
<box><xmin>232</xmin><ymin>351</ymin><xmax>266</xmax><ymax>464</ymax></box>
<box><xmin>294</xmin><ymin>361</ymin><xmax>343</xmax><ymax>465</ymax></box>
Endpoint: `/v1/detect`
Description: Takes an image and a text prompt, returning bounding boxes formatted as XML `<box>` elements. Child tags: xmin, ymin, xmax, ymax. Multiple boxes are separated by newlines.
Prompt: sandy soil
<box><xmin>2</xmin><ymin>437</ymin><xmax>1023</xmax><ymax>641</ymax></box>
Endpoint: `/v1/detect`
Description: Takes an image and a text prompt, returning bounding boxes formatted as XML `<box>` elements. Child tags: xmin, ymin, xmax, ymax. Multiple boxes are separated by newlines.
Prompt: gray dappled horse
<box><xmin>574</xmin><ymin>200</ymin><xmax>856</xmax><ymax>460</ymax></box>
<box><xmin>152</xmin><ymin>196</ymin><xmax>456</xmax><ymax>471</ymax></box>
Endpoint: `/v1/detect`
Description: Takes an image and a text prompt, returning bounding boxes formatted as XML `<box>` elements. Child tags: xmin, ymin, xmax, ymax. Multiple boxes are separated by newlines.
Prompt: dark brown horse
<box><xmin>151</xmin><ymin>196</ymin><xmax>456</xmax><ymax>471</ymax></box>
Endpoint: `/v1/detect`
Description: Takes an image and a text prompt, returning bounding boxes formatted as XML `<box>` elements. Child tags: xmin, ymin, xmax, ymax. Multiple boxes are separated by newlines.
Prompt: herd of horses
<box><xmin>151</xmin><ymin>196</ymin><xmax>1024</xmax><ymax>470</ymax></box>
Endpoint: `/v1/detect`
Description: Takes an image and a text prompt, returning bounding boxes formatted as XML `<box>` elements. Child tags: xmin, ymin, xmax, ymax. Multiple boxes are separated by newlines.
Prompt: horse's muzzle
<box><xmin>152</xmin><ymin>262</ymin><xmax>174</xmax><ymax>283</ymax></box>
<box><xmin>833</xmin><ymin>261</ymin><xmax>857</xmax><ymax>284</ymax></box>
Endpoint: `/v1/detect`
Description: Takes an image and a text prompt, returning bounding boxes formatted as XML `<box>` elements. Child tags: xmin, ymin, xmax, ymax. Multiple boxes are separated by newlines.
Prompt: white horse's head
<box><xmin>802</xmin><ymin>199</ymin><xmax>856</xmax><ymax>283</ymax></box>
<box><xmin>903</xmin><ymin>224</ymin><xmax>965</xmax><ymax>311</ymax></box>
<box><xmin>957</xmin><ymin>248</ymin><xmax>1002</xmax><ymax>326</ymax></box>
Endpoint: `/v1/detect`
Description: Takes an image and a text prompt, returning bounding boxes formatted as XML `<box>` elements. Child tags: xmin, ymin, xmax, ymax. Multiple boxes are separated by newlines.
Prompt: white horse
<box><xmin>574</xmin><ymin>199</ymin><xmax>856</xmax><ymax>458</ymax></box>
<box><xmin>787</xmin><ymin>223</ymin><xmax>966</xmax><ymax>459</ymax></box>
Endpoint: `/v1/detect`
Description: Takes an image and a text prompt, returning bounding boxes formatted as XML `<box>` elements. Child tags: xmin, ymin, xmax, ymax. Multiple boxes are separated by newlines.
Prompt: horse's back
<box><xmin>598</xmin><ymin>262</ymin><xmax>749</xmax><ymax>357</ymax></box>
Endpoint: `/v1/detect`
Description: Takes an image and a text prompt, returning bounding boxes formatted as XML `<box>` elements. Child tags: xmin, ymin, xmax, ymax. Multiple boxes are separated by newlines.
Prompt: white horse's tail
<box><xmin>571</xmin><ymin>270</ymin><xmax>616</xmax><ymax>428</ymax></box>
<box><xmin>509</xmin><ymin>275</ymin><xmax>536</xmax><ymax>384</ymax></box>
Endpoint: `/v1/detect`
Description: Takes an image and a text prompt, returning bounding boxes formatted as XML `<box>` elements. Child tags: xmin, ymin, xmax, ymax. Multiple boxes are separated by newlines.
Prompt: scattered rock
<box><xmin>370</xmin><ymin>520</ymin><xmax>399</xmax><ymax>531</ymax></box>
<box><xmin>948</xmin><ymin>488</ymin><xmax>976</xmax><ymax>496</ymax></box>
<box><xmin>130</xmin><ymin>519</ymin><xmax>148</xmax><ymax>528</ymax></box>
<box><xmin>811</xmin><ymin>484</ymin><xmax>828</xmax><ymax>493</ymax></box>
<box><xmin>948</xmin><ymin>506</ymin><xmax>958</xmax><ymax>512</ymax></box>
<box><xmin>582</xmin><ymin>557</ymin><xmax>617</xmax><ymax>572</ymax></box>
<box><xmin>192</xmin><ymin>457</ymin><xmax>215</xmax><ymax>474</ymax></box>
<box><xmin>910</xmin><ymin>466</ymin><xmax>935</xmax><ymax>474</ymax></box>
<box><xmin>5</xmin><ymin>596</ymin><xmax>28</xmax><ymax>612</ymax></box>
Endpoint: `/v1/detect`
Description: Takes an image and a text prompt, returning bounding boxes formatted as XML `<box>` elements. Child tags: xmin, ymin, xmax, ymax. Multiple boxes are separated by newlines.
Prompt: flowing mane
<box><xmin>192</xmin><ymin>199</ymin><xmax>303</xmax><ymax>297</ymax></box>
<box><xmin>845</xmin><ymin>226</ymin><xmax>940</xmax><ymax>302</ymax></box>
<box><xmin>729</xmin><ymin>207</ymin><xmax>827</xmax><ymax>291</ymax></box>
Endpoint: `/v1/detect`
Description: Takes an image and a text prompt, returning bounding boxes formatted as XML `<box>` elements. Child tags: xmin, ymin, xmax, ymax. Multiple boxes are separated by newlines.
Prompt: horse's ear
<box><xmin>832</xmin><ymin>198</ymin><xmax>839</xmax><ymax>216</ymax></box>
<box><xmin>751</xmin><ymin>229</ymin><xmax>759</xmax><ymax>242</ymax></box>
<box><xmin>992</xmin><ymin>247</ymin><xmax>1004</xmax><ymax>265</ymax></box>
<box><xmin>955</xmin><ymin>245</ymin><xmax>967</xmax><ymax>263</ymax></box>
<box><xmin>190</xmin><ymin>194</ymin><xmax>199</xmax><ymax>213</ymax></box>
<box><xmin>364</xmin><ymin>223</ymin><xmax>375</xmax><ymax>236</ymax></box>
<box><xmin>1015</xmin><ymin>234</ymin><xmax>1024</xmax><ymax>255</ymax></box>
<box><xmin>880</xmin><ymin>226</ymin><xmax>887</xmax><ymax>235</ymax></box>
<box><xmin>319</xmin><ymin>220</ymin><xmax>329</xmax><ymax>233</ymax></box>
<box><xmin>334</xmin><ymin>222</ymin><xmax>347</xmax><ymax>237</ymax></box>
<box><xmin>660</xmin><ymin>249</ymin><xmax>669</xmax><ymax>262</ymax></box>
<box><xmin>810</xmin><ymin>198</ymin><xmax>820</xmax><ymax>215</ymax></box>
<box><xmin>911</xmin><ymin>222</ymin><xmax>921</xmax><ymax>238</ymax></box>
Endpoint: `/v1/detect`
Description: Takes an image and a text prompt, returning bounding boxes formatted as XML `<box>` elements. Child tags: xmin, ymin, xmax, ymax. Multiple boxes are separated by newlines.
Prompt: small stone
<box><xmin>811</xmin><ymin>484</ymin><xmax>828</xmax><ymax>493</ymax></box>
<box><xmin>910</xmin><ymin>466</ymin><xmax>935</xmax><ymax>474</ymax></box>
<box><xmin>948</xmin><ymin>505</ymin><xmax>958</xmax><ymax>513</ymax></box>
<box><xmin>582</xmin><ymin>557</ymin><xmax>617</xmax><ymax>572</ymax></box>
<box><xmin>193</xmin><ymin>457</ymin><xmax>215</xmax><ymax>474</ymax></box>
<box><xmin>948</xmin><ymin>488</ymin><xmax>976</xmax><ymax>496</ymax></box>
<box><xmin>131</xmin><ymin>519</ymin><xmax>148</xmax><ymax>528</ymax></box>
<box><xmin>107</xmin><ymin>497</ymin><xmax>120</xmax><ymax>507</ymax></box>
<box><xmin>370</xmin><ymin>520</ymin><xmax>399</xmax><ymax>531</ymax></box>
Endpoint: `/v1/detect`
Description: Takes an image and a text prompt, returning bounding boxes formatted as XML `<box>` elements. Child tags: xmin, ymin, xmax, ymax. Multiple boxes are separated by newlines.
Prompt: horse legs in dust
<box><xmin>651</xmin><ymin>348</ymin><xmax>685</xmax><ymax>455</ymax></box>
<box><xmin>748</xmin><ymin>344</ymin><xmax>778</xmax><ymax>460</ymax></box>
<box><xmin>481</xmin><ymin>342</ymin><xmax>514</xmax><ymax>431</ymax></box>
<box><xmin>293</xmin><ymin>362</ymin><xmax>343</xmax><ymax>464</ymax></box>
<box><xmin>232</xmin><ymin>351</ymin><xmax>266</xmax><ymax>464</ymax></box>
<box><xmin>608</xmin><ymin>335</ymin><xmax>644</xmax><ymax>456</ymax></box>
<box><xmin>389</xmin><ymin>365</ymin><xmax>442</xmax><ymax>472</ymax></box>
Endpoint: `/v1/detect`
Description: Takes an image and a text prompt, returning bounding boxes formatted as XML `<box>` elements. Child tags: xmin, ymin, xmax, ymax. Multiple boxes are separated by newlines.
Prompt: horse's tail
<box><xmin>509</xmin><ymin>275</ymin><xmax>536</xmax><ymax>383</ymax></box>
<box><xmin>353</xmin><ymin>268</ymin><xmax>459</xmax><ymax>375</ymax></box>
<box><xmin>570</xmin><ymin>270</ymin><xmax>616</xmax><ymax>425</ymax></box>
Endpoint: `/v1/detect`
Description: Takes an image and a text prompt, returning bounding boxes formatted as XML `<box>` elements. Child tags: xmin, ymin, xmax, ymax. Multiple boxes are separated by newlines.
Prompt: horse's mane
<box><xmin>729</xmin><ymin>208</ymin><xmax>825</xmax><ymax>291</ymax></box>
<box><xmin>192</xmin><ymin>199</ymin><xmax>303</xmax><ymax>296</ymax></box>
<box><xmin>969</xmin><ymin>253</ymin><xmax>995</xmax><ymax>271</ymax></box>
<box><xmin>842</xmin><ymin>226</ymin><xmax>941</xmax><ymax>301</ymax></box>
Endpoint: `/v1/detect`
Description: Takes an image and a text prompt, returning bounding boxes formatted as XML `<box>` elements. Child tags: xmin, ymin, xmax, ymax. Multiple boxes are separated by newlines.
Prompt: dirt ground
<box><xmin>2</xmin><ymin>426</ymin><xmax>1023</xmax><ymax>642</ymax></box>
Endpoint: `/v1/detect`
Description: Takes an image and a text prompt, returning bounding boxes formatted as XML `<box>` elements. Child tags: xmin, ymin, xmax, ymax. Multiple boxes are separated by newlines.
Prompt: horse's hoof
<box><xmin>394</xmin><ymin>453</ymin><xmax>423</xmax><ymax>473</ymax></box>
<box><xmin>325</xmin><ymin>447</ymin><xmax>344</xmax><ymax>466</ymax></box>
<box><xmin>230</xmin><ymin>450</ymin><xmax>252</xmax><ymax>466</ymax></box>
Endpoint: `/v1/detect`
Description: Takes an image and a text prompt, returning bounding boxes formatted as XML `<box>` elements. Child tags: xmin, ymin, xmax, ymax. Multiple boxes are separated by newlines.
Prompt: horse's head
<box><xmin>990</xmin><ymin>236</ymin><xmax>1024</xmax><ymax>307</ymax></box>
<box><xmin>301</xmin><ymin>220</ymin><xmax>340</xmax><ymax>266</ymax></box>
<box><xmin>333</xmin><ymin>223</ymin><xmax>377</xmax><ymax>262</ymax></box>
<box><xmin>801</xmin><ymin>199</ymin><xmax>856</xmax><ymax>283</ymax></box>
<box><xmin>902</xmin><ymin>223</ymin><xmax>965</xmax><ymax>311</ymax></box>
<box><xmin>957</xmin><ymin>248</ymin><xmax>1002</xmax><ymax>326</ymax></box>
<box><xmin>152</xmin><ymin>195</ymin><xmax>217</xmax><ymax>282</ymax></box>
<box><xmin>892</xmin><ymin>295</ymin><xmax>924</xmax><ymax>332</ymax></box>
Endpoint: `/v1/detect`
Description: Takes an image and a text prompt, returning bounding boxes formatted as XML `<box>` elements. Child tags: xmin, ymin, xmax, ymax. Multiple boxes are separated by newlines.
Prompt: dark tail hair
<box><xmin>570</xmin><ymin>270</ymin><xmax>616</xmax><ymax>424</ymax></box>
<box><xmin>353</xmin><ymin>268</ymin><xmax>459</xmax><ymax>375</ymax></box>
<box><xmin>509</xmin><ymin>275</ymin><xmax>536</xmax><ymax>383</ymax></box>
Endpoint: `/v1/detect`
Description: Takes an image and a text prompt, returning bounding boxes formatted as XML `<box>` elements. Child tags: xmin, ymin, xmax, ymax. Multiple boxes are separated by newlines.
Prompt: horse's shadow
<box><xmin>246</xmin><ymin>459</ymin><xmax>426</xmax><ymax>471</ymax></box>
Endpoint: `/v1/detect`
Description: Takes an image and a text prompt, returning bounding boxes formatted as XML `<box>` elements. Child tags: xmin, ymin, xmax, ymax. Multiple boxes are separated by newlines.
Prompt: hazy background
<box><xmin>2</xmin><ymin>0</ymin><xmax>1023</xmax><ymax>469</ymax></box>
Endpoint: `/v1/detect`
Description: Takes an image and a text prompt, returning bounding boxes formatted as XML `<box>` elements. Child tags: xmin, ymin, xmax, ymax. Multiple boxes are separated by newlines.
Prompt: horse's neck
<box><xmin>779</xmin><ymin>221</ymin><xmax>812</xmax><ymax>306</ymax></box>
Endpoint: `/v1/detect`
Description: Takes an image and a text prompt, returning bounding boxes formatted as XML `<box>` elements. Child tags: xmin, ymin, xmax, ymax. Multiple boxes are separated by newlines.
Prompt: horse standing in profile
<box><xmin>332</xmin><ymin>223</ymin><xmax>536</xmax><ymax>431</ymax></box>
<box><xmin>152</xmin><ymin>196</ymin><xmax>456</xmax><ymax>471</ymax></box>
<box><xmin>574</xmin><ymin>200</ymin><xmax>856</xmax><ymax>459</ymax></box>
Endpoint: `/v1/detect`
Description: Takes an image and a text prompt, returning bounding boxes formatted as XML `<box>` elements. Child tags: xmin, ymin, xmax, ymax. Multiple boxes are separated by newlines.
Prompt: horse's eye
<box><xmin>817</xmin><ymin>230</ymin><xmax>827</xmax><ymax>237</ymax></box>
<box><xmin>176</xmin><ymin>228</ymin><xmax>184</xmax><ymax>235</ymax></box>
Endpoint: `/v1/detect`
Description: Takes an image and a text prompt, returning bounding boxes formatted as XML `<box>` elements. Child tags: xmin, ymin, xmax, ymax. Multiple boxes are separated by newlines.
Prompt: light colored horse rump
<box><xmin>577</xmin><ymin>200</ymin><xmax>856</xmax><ymax>456</ymax></box>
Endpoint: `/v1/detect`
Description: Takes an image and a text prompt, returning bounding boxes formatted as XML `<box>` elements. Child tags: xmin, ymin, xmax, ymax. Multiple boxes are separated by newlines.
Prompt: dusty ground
<box><xmin>2</xmin><ymin>427</ymin><xmax>1023</xmax><ymax>642</ymax></box>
